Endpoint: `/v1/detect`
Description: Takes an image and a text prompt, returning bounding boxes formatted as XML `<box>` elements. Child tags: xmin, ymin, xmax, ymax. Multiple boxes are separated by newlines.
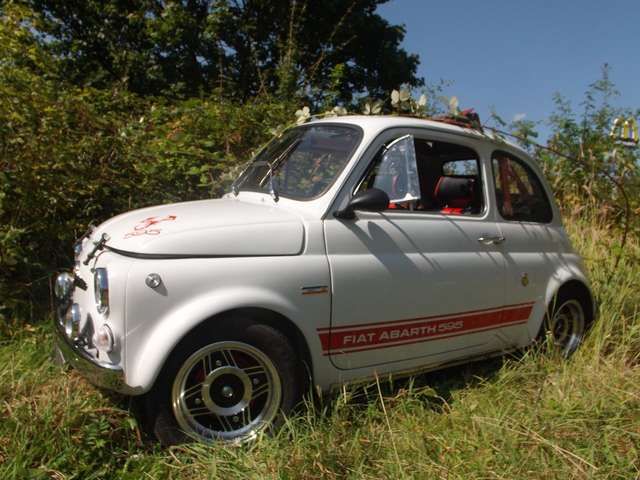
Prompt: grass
<box><xmin>1</xmin><ymin>215</ymin><xmax>639</xmax><ymax>479</ymax></box>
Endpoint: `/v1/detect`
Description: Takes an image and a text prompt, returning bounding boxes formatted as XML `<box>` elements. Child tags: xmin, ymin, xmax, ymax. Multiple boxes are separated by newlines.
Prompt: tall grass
<box><xmin>1</xmin><ymin>214</ymin><xmax>639</xmax><ymax>479</ymax></box>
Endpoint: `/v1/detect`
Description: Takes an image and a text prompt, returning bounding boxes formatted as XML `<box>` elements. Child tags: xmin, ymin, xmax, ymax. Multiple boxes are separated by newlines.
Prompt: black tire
<box><xmin>142</xmin><ymin>316</ymin><xmax>302</xmax><ymax>446</ymax></box>
<box><xmin>540</xmin><ymin>286</ymin><xmax>592</xmax><ymax>358</ymax></box>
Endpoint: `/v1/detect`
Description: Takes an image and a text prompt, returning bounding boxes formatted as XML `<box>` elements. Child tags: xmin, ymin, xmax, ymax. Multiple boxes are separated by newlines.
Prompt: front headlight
<box><xmin>54</xmin><ymin>272</ymin><xmax>74</xmax><ymax>301</ymax></box>
<box><xmin>94</xmin><ymin>268</ymin><xmax>109</xmax><ymax>314</ymax></box>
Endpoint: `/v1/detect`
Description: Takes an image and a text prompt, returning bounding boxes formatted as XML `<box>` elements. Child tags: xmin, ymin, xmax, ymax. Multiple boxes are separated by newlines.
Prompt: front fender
<box><xmin>125</xmin><ymin>287</ymin><xmax>300</xmax><ymax>392</ymax></box>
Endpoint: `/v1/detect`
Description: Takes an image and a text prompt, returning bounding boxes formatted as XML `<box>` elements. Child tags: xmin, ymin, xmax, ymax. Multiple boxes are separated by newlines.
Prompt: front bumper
<box><xmin>53</xmin><ymin>320</ymin><xmax>139</xmax><ymax>395</ymax></box>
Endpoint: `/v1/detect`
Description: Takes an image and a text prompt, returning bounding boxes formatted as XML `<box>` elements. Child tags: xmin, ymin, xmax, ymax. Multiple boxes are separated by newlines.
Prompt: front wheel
<box><xmin>145</xmin><ymin>321</ymin><xmax>301</xmax><ymax>445</ymax></box>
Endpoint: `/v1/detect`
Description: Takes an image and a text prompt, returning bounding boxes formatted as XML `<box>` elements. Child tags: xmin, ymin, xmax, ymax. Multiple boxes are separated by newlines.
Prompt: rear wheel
<box><xmin>543</xmin><ymin>289</ymin><xmax>590</xmax><ymax>357</ymax></box>
<box><xmin>145</xmin><ymin>320</ymin><xmax>301</xmax><ymax>445</ymax></box>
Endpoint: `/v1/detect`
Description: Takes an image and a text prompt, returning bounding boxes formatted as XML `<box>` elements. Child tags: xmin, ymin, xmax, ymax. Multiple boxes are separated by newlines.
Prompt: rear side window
<box><xmin>442</xmin><ymin>159</ymin><xmax>477</xmax><ymax>176</ymax></box>
<box><xmin>492</xmin><ymin>152</ymin><xmax>552</xmax><ymax>223</ymax></box>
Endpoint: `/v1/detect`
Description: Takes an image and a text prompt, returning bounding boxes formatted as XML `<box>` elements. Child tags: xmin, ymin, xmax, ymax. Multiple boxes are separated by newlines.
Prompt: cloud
<box><xmin>513</xmin><ymin>113</ymin><xmax>527</xmax><ymax>122</ymax></box>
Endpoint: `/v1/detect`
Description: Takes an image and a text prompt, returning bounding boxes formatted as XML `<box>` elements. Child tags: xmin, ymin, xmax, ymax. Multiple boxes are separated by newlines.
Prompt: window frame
<box><xmin>490</xmin><ymin>150</ymin><xmax>554</xmax><ymax>224</ymax></box>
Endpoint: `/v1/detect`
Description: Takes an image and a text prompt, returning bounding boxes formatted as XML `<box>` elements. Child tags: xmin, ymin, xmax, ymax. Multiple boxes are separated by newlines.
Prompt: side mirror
<box><xmin>334</xmin><ymin>188</ymin><xmax>390</xmax><ymax>219</ymax></box>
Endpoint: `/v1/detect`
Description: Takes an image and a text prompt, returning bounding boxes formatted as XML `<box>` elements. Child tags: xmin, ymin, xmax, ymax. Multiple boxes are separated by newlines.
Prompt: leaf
<box><xmin>372</xmin><ymin>100</ymin><xmax>383</xmax><ymax>114</ymax></box>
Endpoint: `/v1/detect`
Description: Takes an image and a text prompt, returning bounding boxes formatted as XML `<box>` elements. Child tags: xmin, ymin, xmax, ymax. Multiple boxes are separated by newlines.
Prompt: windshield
<box><xmin>234</xmin><ymin>124</ymin><xmax>362</xmax><ymax>200</ymax></box>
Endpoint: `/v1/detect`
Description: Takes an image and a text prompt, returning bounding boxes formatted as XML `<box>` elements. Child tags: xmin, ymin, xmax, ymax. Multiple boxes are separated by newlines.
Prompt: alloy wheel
<box><xmin>171</xmin><ymin>341</ymin><xmax>282</xmax><ymax>442</ymax></box>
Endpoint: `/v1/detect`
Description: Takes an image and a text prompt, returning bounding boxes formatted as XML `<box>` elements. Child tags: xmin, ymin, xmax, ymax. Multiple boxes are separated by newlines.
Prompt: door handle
<box><xmin>477</xmin><ymin>235</ymin><xmax>506</xmax><ymax>245</ymax></box>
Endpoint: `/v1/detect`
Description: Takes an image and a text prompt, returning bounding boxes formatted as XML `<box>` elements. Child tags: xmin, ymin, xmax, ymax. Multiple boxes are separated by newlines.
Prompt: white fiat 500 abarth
<box><xmin>54</xmin><ymin>115</ymin><xmax>594</xmax><ymax>444</ymax></box>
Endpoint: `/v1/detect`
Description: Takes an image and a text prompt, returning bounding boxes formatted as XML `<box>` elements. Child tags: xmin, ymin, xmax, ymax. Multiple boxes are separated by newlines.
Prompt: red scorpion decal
<box><xmin>124</xmin><ymin>215</ymin><xmax>177</xmax><ymax>239</ymax></box>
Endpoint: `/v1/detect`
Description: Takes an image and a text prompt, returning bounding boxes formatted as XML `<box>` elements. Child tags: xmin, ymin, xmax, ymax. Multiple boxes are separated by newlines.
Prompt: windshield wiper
<box><xmin>231</xmin><ymin>160</ymin><xmax>252</xmax><ymax>196</ymax></box>
<box><xmin>257</xmin><ymin>139</ymin><xmax>301</xmax><ymax>202</ymax></box>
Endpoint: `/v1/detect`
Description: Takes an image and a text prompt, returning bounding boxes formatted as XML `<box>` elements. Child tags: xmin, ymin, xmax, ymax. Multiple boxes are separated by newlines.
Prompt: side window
<box><xmin>492</xmin><ymin>152</ymin><xmax>553</xmax><ymax>223</ymax></box>
<box><xmin>357</xmin><ymin>136</ymin><xmax>484</xmax><ymax>215</ymax></box>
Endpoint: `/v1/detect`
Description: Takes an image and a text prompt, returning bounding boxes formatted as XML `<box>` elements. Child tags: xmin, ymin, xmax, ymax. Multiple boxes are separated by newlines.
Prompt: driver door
<box><xmin>322</xmin><ymin>132</ymin><xmax>510</xmax><ymax>370</ymax></box>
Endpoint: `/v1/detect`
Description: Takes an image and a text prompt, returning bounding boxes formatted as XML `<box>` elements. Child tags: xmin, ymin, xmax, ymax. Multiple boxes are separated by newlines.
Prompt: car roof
<box><xmin>308</xmin><ymin>114</ymin><xmax>531</xmax><ymax>159</ymax></box>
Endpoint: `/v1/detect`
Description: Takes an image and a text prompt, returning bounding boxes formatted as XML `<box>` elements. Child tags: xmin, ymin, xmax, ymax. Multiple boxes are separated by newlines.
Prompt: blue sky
<box><xmin>376</xmin><ymin>1</ymin><xmax>639</xmax><ymax>140</ymax></box>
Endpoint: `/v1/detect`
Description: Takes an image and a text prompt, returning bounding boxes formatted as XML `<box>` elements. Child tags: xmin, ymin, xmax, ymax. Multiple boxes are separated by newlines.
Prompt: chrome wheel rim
<box><xmin>172</xmin><ymin>341</ymin><xmax>281</xmax><ymax>443</ymax></box>
<box><xmin>549</xmin><ymin>299</ymin><xmax>585</xmax><ymax>357</ymax></box>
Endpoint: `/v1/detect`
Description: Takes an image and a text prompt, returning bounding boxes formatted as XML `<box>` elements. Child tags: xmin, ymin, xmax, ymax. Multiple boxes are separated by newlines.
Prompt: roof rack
<box><xmin>428</xmin><ymin>109</ymin><xmax>484</xmax><ymax>133</ymax></box>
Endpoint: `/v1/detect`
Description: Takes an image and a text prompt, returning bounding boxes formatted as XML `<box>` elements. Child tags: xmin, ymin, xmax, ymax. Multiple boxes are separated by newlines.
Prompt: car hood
<box><xmin>88</xmin><ymin>198</ymin><xmax>305</xmax><ymax>257</ymax></box>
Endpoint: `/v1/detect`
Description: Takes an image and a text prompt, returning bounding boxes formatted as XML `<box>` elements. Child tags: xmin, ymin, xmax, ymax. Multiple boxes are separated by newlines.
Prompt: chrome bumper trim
<box><xmin>53</xmin><ymin>321</ymin><xmax>141</xmax><ymax>395</ymax></box>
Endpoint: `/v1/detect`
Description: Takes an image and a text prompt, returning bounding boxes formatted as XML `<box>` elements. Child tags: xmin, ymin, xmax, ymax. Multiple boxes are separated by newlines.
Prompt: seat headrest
<box><xmin>434</xmin><ymin>176</ymin><xmax>475</xmax><ymax>208</ymax></box>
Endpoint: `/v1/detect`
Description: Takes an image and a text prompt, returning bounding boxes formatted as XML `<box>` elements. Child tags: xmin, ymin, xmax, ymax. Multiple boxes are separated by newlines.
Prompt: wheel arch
<box><xmin>551</xmin><ymin>279</ymin><xmax>596</xmax><ymax>325</ymax></box>
<box><xmin>176</xmin><ymin>307</ymin><xmax>314</xmax><ymax>391</ymax></box>
<box><xmin>534</xmin><ymin>265</ymin><xmax>596</xmax><ymax>340</ymax></box>
<box><xmin>127</xmin><ymin>291</ymin><xmax>315</xmax><ymax>394</ymax></box>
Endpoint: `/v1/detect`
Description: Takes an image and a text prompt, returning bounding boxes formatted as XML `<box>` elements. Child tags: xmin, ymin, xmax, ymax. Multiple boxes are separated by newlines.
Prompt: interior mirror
<box><xmin>334</xmin><ymin>188</ymin><xmax>390</xmax><ymax>219</ymax></box>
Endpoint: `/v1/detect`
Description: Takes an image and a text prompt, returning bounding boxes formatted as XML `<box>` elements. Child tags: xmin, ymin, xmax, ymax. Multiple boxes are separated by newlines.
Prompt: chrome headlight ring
<box><xmin>94</xmin><ymin>268</ymin><xmax>109</xmax><ymax>315</ymax></box>
<box><xmin>54</xmin><ymin>272</ymin><xmax>74</xmax><ymax>301</ymax></box>
<box><xmin>65</xmin><ymin>303</ymin><xmax>81</xmax><ymax>338</ymax></box>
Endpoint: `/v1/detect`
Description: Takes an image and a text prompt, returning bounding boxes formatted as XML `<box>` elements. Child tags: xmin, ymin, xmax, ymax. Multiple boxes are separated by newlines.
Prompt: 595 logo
<box><xmin>124</xmin><ymin>215</ymin><xmax>176</xmax><ymax>239</ymax></box>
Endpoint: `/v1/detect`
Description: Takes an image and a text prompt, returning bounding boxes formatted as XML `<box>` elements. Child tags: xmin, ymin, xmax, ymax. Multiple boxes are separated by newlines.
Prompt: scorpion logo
<box><xmin>124</xmin><ymin>215</ymin><xmax>177</xmax><ymax>239</ymax></box>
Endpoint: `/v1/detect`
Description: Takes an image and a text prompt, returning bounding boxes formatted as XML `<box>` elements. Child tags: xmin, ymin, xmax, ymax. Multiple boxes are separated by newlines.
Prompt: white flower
<box><xmin>417</xmin><ymin>94</ymin><xmax>427</xmax><ymax>107</ymax></box>
<box><xmin>391</xmin><ymin>89</ymin><xmax>400</xmax><ymax>106</ymax></box>
<box><xmin>332</xmin><ymin>106</ymin><xmax>347</xmax><ymax>116</ymax></box>
<box><xmin>399</xmin><ymin>89</ymin><xmax>411</xmax><ymax>102</ymax></box>
<box><xmin>363</xmin><ymin>101</ymin><xmax>383</xmax><ymax>115</ymax></box>
<box><xmin>449</xmin><ymin>96</ymin><xmax>459</xmax><ymax>114</ymax></box>
<box><xmin>295</xmin><ymin>106</ymin><xmax>311</xmax><ymax>124</ymax></box>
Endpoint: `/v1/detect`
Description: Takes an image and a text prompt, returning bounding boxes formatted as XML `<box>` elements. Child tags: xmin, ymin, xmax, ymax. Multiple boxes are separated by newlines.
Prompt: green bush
<box><xmin>0</xmin><ymin>7</ymin><xmax>292</xmax><ymax>329</ymax></box>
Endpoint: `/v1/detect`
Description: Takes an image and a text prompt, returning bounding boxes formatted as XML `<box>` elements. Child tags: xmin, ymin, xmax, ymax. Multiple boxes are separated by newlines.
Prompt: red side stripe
<box><xmin>317</xmin><ymin>301</ymin><xmax>535</xmax><ymax>333</ymax></box>
<box><xmin>318</xmin><ymin>303</ymin><xmax>534</xmax><ymax>355</ymax></box>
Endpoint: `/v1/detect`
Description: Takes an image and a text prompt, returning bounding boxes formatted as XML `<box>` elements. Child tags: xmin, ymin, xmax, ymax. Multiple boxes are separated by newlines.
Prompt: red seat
<box><xmin>434</xmin><ymin>176</ymin><xmax>475</xmax><ymax>215</ymax></box>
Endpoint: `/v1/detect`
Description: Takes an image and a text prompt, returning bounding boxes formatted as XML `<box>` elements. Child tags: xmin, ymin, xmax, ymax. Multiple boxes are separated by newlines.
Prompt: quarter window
<box><xmin>492</xmin><ymin>152</ymin><xmax>552</xmax><ymax>223</ymax></box>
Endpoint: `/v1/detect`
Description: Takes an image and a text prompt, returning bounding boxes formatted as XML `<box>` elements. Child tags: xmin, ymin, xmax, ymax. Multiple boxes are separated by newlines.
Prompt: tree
<box><xmin>541</xmin><ymin>65</ymin><xmax>639</xmax><ymax>213</ymax></box>
<box><xmin>22</xmin><ymin>0</ymin><xmax>423</xmax><ymax>102</ymax></box>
